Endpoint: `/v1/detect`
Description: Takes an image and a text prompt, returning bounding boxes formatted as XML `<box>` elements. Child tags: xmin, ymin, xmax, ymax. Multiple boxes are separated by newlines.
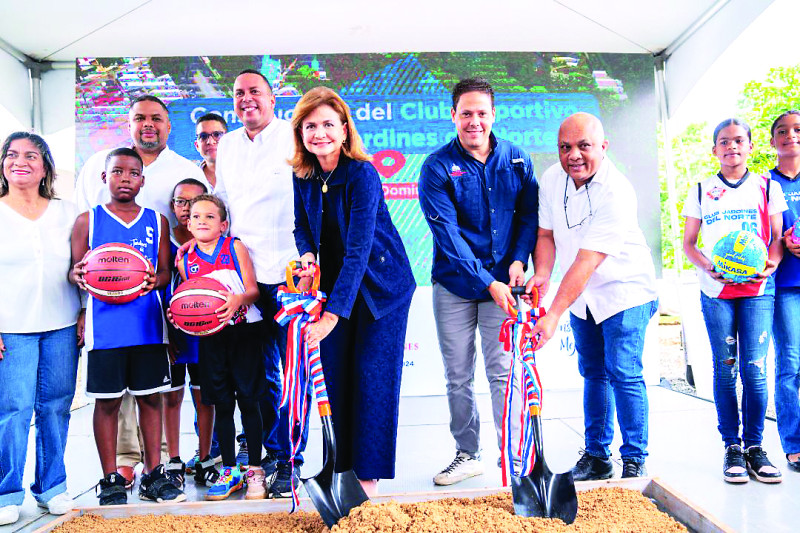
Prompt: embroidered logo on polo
<box><xmin>450</xmin><ymin>164</ymin><xmax>465</xmax><ymax>177</ymax></box>
<box><xmin>706</xmin><ymin>187</ymin><xmax>726</xmax><ymax>201</ymax></box>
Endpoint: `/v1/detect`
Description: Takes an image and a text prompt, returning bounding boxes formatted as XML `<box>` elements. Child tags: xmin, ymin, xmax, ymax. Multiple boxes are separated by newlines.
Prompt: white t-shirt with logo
<box><xmin>682</xmin><ymin>171</ymin><xmax>787</xmax><ymax>299</ymax></box>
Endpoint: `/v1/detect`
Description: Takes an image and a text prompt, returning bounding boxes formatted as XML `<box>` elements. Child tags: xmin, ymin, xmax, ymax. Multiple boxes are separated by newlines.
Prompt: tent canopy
<box><xmin>0</xmin><ymin>0</ymin><xmax>775</xmax><ymax>133</ymax></box>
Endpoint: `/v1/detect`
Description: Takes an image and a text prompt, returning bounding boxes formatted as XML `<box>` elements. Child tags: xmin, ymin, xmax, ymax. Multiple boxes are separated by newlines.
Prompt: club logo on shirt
<box><xmin>189</xmin><ymin>264</ymin><xmax>200</xmax><ymax>274</ymax></box>
<box><xmin>130</xmin><ymin>238</ymin><xmax>147</xmax><ymax>253</ymax></box>
<box><xmin>220</xmin><ymin>254</ymin><xmax>231</xmax><ymax>265</ymax></box>
<box><xmin>706</xmin><ymin>187</ymin><xmax>726</xmax><ymax>201</ymax></box>
<box><xmin>450</xmin><ymin>164</ymin><xmax>465</xmax><ymax>177</ymax></box>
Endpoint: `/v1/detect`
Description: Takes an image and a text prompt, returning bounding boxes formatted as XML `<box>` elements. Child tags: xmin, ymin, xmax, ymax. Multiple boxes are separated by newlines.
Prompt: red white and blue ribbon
<box><xmin>499</xmin><ymin>305</ymin><xmax>545</xmax><ymax>486</ymax></box>
<box><xmin>274</xmin><ymin>285</ymin><xmax>327</xmax><ymax>509</ymax></box>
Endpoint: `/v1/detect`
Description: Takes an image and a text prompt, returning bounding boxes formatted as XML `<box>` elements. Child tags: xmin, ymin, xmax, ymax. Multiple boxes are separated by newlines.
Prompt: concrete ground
<box><xmin>2</xmin><ymin>386</ymin><xmax>796</xmax><ymax>532</ymax></box>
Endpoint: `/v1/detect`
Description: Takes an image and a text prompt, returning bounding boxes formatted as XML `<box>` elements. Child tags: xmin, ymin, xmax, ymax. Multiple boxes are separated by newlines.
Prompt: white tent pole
<box><xmin>30</xmin><ymin>66</ymin><xmax>43</xmax><ymax>134</ymax></box>
<box><xmin>654</xmin><ymin>55</ymin><xmax>683</xmax><ymax>275</ymax></box>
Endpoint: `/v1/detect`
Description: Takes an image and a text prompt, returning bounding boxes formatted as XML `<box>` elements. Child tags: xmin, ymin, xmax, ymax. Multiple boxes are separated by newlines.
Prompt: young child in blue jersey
<box><xmin>70</xmin><ymin>148</ymin><xmax>185</xmax><ymax>506</ymax></box>
<box><xmin>769</xmin><ymin>110</ymin><xmax>800</xmax><ymax>474</ymax></box>
<box><xmin>683</xmin><ymin>119</ymin><xmax>786</xmax><ymax>485</ymax></box>
<box><xmin>168</xmin><ymin>194</ymin><xmax>267</xmax><ymax>500</ymax></box>
<box><xmin>161</xmin><ymin>178</ymin><xmax>221</xmax><ymax>489</ymax></box>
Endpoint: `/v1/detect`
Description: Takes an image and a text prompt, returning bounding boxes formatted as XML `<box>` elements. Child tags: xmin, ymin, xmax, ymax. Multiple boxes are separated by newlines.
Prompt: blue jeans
<box><xmin>772</xmin><ymin>288</ymin><xmax>800</xmax><ymax>455</ymax></box>
<box><xmin>256</xmin><ymin>282</ymin><xmax>311</xmax><ymax>464</ymax></box>
<box><xmin>0</xmin><ymin>326</ymin><xmax>79</xmax><ymax>506</ymax></box>
<box><xmin>571</xmin><ymin>300</ymin><xmax>657</xmax><ymax>463</ymax></box>
<box><xmin>700</xmin><ymin>293</ymin><xmax>772</xmax><ymax>448</ymax></box>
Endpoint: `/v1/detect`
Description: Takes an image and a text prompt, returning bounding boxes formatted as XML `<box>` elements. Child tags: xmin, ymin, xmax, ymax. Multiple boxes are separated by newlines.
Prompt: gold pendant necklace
<box><xmin>320</xmin><ymin>168</ymin><xmax>334</xmax><ymax>193</ymax></box>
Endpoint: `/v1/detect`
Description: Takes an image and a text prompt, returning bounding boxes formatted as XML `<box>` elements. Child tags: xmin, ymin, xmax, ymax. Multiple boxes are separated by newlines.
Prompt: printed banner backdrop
<box><xmin>76</xmin><ymin>52</ymin><xmax>661</xmax><ymax>395</ymax></box>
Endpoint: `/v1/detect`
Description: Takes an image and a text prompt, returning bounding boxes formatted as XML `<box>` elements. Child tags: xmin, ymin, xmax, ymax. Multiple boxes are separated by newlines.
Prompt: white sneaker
<box><xmin>0</xmin><ymin>504</ymin><xmax>20</xmax><ymax>525</ymax></box>
<box><xmin>37</xmin><ymin>492</ymin><xmax>74</xmax><ymax>515</ymax></box>
<box><xmin>433</xmin><ymin>451</ymin><xmax>484</xmax><ymax>486</ymax></box>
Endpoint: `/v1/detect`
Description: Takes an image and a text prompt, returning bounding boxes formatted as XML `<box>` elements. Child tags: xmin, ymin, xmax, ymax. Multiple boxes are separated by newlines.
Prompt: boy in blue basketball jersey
<box><xmin>70</xmin><ymin>148</ymin><xmax>186</xmax><ymax>505</ymax></box>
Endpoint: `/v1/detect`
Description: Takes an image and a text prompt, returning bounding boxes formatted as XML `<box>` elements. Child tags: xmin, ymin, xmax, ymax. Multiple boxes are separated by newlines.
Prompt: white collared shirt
<box><xmin>74</xmin><ymin>146</ymin><xmax>209</xmax><ymax>227</ymax></box>
<box><xmin>214</xmin><ymin>119</ymin><xmax>298</xmax><ymax>285</ymax></box>
<box><xmin>539</xmin><ymin>158</ymin><xmax>657</xmax><ymax>322</ymax></box>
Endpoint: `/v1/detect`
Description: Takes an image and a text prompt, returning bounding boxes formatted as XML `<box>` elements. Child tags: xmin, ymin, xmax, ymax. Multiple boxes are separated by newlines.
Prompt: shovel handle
<box><xmin>508</xmin><ymin>286</ymin><xmax>539</xmax><ymax>319</ymax></box>
<box><xmin>509</xmin><ymin>286</ymin><xmax>539</xmax><ymax>307</ymax></box>
<box><xmin>285</xmin><ymin>260</ymin><xmax>321</xmax><ymax>293</ymax></box>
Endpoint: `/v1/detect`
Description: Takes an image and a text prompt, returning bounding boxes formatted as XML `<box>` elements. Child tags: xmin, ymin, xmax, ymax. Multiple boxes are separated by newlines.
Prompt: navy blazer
<box><xmin>293</xmin><ymin>157</ymin><xmax>416</xmax><ymax>320</ymax></box>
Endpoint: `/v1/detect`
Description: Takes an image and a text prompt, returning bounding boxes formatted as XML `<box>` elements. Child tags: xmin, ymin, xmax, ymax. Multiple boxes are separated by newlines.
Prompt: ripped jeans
<box><xmin>700</xmin><ymin>293</ymin><xmax>772</xmax><ymax>448</ymax></box>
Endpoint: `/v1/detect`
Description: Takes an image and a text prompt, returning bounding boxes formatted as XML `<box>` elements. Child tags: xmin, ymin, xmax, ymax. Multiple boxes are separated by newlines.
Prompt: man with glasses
<box><xmin>419</xmin><ymin>78</ymin><xmax>538</xmax><ymax>486</ymax></box>
<box><xmin>194</xmin><ymin>113</ymin><xmax>227</xmax><ymax>189</ymax></box>
<box><xmin>74</xmin><ymin>94</ymin><xmax>208</xmax><ymax>491</ymax></box>
<box><xmin>525</xmin><ymin>112</ymin><xmax>657</xmax><ymax>480</ymax></box>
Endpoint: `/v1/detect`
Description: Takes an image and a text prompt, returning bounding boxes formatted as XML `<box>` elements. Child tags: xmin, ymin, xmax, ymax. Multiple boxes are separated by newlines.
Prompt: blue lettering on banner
<box><xmin>167</xmin><ymin>93</ymin><xmax>601</xmax><ymax>159</ymax></box>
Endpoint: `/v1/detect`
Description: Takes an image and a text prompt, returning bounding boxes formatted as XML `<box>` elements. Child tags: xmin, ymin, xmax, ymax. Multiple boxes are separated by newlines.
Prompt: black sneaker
<box><xmin>96</xmin><ymin>472</ymin><xmax>128</xmax><ymax>506</ymax></box>
<box><xmin>621</xmin><ymin>460</ymin><xmax>647</xmax><ymax>478</ymax></box>
<box><xmin>261</xmin><ymin>449</ymin><xmax>278</xmax><ymax>477</ymax></box>
<box><xmin>571</xmin><ymin>452</ymin><xmax>614</xmax><ymax>481</ymax></box>
<box><xmin>744</xmin><ymin>446</ymin><xmax>782</xmax><ymax>483</ymax></box>
<box><xmin>723</xmin><ymin>445</ymin><xmax>748</xmax><ymax>483</ymax></box>
<box><xmin>165</xmin><ymin>457</ymin><xmax>186</xmax><ymax>489</ymax></box>
<box><xmin>194</xmin><ymin>455</ymin><xmax>221</xmax><ymax>487</ymax></box>
<box><xmin>139</xmin><ymin>464</ymin><xmax>188</xmax><ymax>503</ymax></box>
<box><xmin>235</xmin><ymin>436</ymin><xmax>249</xmax><ymax>471</ymax></box>
<box><xmin>269</xmin><ymin>461</ymin><xmax>301</xmax><ymax>498</ymax></box>
<box><xmin>787</xmin><ymin>454</ymin><xmax>800</xmax><ymax>473</ymax></box>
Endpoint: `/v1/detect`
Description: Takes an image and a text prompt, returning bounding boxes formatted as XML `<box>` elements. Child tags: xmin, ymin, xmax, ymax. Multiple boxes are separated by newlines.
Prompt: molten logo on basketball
<box><xmin>97</xmin><ymin>256</ymin><xmax>130</xmax><ymax>263</ymax></box>
<box><xmin>181</xmin><ymin>301</ymin><xmax>211</xmax><ymax>309</ymax></box>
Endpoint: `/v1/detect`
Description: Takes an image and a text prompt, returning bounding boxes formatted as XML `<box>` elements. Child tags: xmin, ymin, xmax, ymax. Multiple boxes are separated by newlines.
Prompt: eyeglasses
<box><xmin>196</xmin><ymin>131</ymin><xmax>225</xmax><ymax>142</ymax></box>
<box><xmin>563</xmin><ymin>178</ymin><xmax>593</xmax><ymax>229</ymax></box>
<box><xmin>172</xmin><ymin>198</ymin><xmax>192</xmax><ymax>207</ymax></box>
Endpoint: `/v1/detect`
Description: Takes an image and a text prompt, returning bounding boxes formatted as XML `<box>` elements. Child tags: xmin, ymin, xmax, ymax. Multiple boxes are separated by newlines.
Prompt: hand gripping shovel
<box><xmin>275</xmin><ymin>262</ymin><xmax>368</xmax><ymax>528</ymax></box>
<box><xmin>503</xmin><ymin>286</ymin><xmax>578</xmax><ymax>524</ymax></box>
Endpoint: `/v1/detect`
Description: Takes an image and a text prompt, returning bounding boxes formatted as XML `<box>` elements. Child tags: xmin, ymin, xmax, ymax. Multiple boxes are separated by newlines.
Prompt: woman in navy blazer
<box><xmin>290</xmin><ymin>87</ymin><xmax>415</xmax><ymax>495</ymax></box>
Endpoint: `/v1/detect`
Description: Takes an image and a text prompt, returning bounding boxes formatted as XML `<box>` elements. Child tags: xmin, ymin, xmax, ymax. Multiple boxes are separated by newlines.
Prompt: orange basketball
<box><xmin>169</xmin><ymin>277</ymin><xmax>229</xmax><ymax>336</ymax></box>
<box><xmin>83</xmin><ymin>243</ymin><xmax>152</xmax><ymax>304</ymax></box>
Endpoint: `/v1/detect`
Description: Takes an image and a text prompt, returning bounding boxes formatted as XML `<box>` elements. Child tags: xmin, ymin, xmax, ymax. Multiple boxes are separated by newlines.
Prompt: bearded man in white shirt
<box><xmin>75</xmin><ymin>95</ymin><xmax>208</xmax><ymax>226</ymax></box>
<box><xmin>525</xmin><ymin>112</ymin><xmax>658</xmax><ymax>482</ymax></box>
<box><xmin>74</xmin><ymin>94</ymin><xmax>209</xmax><ymax>488</ymax></box>
<box><xmin>213</xmin><ymin>69</ymin><xmax>309</xmax><ymax>497</ymax></box>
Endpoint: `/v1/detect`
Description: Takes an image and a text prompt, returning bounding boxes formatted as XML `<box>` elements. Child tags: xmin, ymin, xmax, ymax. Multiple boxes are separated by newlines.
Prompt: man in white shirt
<box><xmin>75</xmin><ymin>95</ymin><xmax>208</xmax><ymax>226</ymax></box>
<box><xmin>214</xmin><ymin>69</ymin><xmax>307</xmax><ymax>496</ymax></box>
<box><xmin>526</xmin><ymin>112</ymin><xmax>658</xmax><ymax>481</ymax></box>
<box><xmin>74</xmin><ymin>95</ymin><xmax>209</xmax><ymax>486</ymax></box>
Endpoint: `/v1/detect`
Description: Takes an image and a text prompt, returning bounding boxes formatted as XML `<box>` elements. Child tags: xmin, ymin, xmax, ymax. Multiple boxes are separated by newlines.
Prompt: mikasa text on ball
<box><xmin>711</xmin><ymin>230</ymin><xmax>767</xmax><ymax>283</ymax></box>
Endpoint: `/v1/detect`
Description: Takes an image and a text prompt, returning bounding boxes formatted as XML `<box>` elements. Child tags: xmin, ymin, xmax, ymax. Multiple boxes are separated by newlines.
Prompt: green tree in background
<box><xmin>660</xmin><ymin>122</ymin><xmax>718</xmax><ymax>270</ymax></box>
<box><xmin>738</xmin><ymin>64</ymin><xmax>800</xmax><ymax>173</ymax></box>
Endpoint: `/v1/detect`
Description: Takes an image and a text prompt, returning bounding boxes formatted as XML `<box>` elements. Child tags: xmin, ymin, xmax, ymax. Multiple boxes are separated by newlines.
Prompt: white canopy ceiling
<box><xmin>0</xmin><ymin>0</ymin><xmax>776</xmax><ymax>132</ymax></box>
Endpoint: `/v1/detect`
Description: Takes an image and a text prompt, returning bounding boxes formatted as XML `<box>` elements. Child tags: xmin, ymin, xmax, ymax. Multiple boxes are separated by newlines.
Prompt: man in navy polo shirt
<box><xmin>419</xmin><ymin>77</ymin><xmax>538</xmax><ymax>486</ymax></box>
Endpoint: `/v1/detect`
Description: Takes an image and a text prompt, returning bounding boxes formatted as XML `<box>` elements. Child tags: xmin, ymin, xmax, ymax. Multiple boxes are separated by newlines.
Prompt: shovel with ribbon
<box><xmin>274</xmin><ymin>261</ymin><xmax>369</xmax><ymax>528</ymax></box>
<box><xmin>500</xmin><ymin>286</ymin><xmax>578</xmax><ymax>524</ymax></box>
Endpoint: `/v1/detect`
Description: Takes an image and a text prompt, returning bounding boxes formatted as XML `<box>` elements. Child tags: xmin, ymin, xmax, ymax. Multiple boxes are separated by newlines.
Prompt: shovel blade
<box><xmin>511</xmin><ymin>469</ymin><xmax>578</xmax><ymax>524</ymax></box>
<box><xmin>302</xmin><ymin>416</ymin><xmax>369</xmax><ymax>528</ymax></box>
<box><xmin>303</xmin><ymin>468</ymin><xmax>368</xmax><ymax>528</ymax></box>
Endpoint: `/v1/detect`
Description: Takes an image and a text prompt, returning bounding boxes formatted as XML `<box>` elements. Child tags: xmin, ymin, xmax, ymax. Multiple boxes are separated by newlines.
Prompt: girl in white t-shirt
<box><xmin>682</xmin><ymin>118</ymin><xmax>786</xmax><ymax>485</ymax></box>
